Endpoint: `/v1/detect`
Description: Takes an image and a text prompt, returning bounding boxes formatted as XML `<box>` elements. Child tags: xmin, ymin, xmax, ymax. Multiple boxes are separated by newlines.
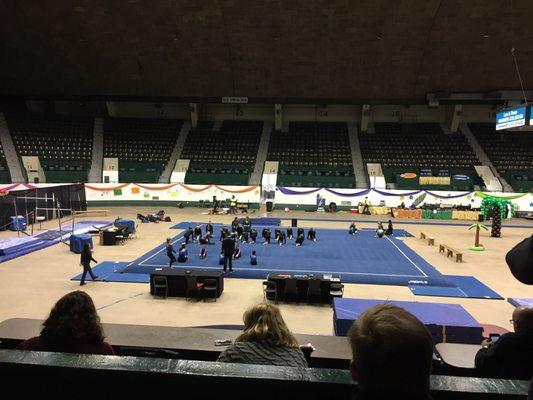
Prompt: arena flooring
<box><xmin>0</xmin><ymin>206</ymin><xmax>531</xmax><ymax>336</ymax></box>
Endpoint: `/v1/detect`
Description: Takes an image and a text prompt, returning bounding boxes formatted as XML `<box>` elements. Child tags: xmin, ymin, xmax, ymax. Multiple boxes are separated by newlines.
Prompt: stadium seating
<box><xmin>468</xmin><ymin>123</ymin><xmax>533</xmax><ymax>193</ymax></box>
<box><xmin>359</xmin><ymin>123</ymin><xmax>481</xmax><ymax>190</ymax></box>
<box><xmin>0</xmin><ymin>143</ymin><xmax>10</xmax><ymax>183</ymax></box>
<box><xmin>7</xmin><ymin>114</ymin><xmax>93</xmax><ymax>183</ymax></box>
<box><xmin>103</xmin><ymin>117</ymin><xmax>183</xmax><ymax>183</ymax></box>
<box><xmin>268</xmin><ymin>122</ymin><xmax>355</xmax><ymax>188</ymax></box>
<box><xmin>181</xmin><ymin>120</ymin><xmax>262</xmax><ymax>185</ymax></box>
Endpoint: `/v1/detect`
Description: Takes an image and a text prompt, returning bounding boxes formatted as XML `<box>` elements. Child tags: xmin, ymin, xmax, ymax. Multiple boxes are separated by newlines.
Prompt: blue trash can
<box><xmin>69</xmin><ymin>234</ymin><xmax>93</xmax><ymax>253</ymax></box>
<box><xmin>9</xmin><ymin>216</ymin><xmax>27</xmax><ymax>231</ymax></box>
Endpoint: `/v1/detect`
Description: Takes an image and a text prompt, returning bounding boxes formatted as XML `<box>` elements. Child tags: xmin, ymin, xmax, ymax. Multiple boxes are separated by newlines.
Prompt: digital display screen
<box><xmin>495</xmin><ymin>106</ymin><xmax>527</xmax><ymax>130</ymax></box>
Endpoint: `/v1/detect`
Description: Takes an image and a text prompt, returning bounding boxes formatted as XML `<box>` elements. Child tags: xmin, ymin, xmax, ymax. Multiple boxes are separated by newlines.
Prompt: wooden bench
<box><xmin>439</xmin><ymin>244</ymin><xmax>463</xmax><ymax>263</ymax></box>
<box><xmin>420</xmin><ymin>231</ymin><xmax>435</xmax><ymax>246</ymax></box>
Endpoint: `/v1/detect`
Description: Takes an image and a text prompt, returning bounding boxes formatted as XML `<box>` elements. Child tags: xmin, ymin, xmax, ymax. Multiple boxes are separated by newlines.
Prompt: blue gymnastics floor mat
<box><xmin>71</xmin><ymin>262</ymin><xmax>148</xmax><ymax>283</ymax></box>
<box><xmin>409</xmin><ymin>275</ymin><xmax>503</xmax><ymax>299</ymax></box>
<box><xmin>507</xmin><ymin>298</ymin><xmax>533</xmax><ymax>308</ymax></box>
<box><xmin>78</xmin><ymin>223</ymin><xmax>455</xmax><ymax>287</ymax></box>
<box><xmin>0</xmin><ymin>221</ymin><xmax>111</xmax><ymax>264</ymax></box>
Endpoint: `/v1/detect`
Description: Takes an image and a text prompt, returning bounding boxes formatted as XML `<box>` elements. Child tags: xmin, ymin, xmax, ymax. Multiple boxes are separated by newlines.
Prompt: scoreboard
<box><xmin>495</xmin><ymin>106</ymin><xmax>527</xmax><ymax>130</ymax></box>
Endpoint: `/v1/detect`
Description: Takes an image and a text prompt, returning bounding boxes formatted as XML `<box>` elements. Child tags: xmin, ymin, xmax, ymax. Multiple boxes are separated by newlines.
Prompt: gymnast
<box><xmin>183</xmin><ymin>226</ymin><xmax>193</xmax><ymax>244</ymax></box>
<box><xmin>278</xmin><ymin>230</ymin><xmax>287</xmax><ymax>246</ymax></box>
<box><xmin>233</xmin><ymin>243</ymin><xmax>242</xmax><ymax>259</ymax></box>
<box><xmin>193</xmin><ymin>224</ymin><xmax>202</xmax><ymax>241</ymax></box>
<box><xmin>307</xmin><ymin>228</ymin><xmax>317</xmax><ymax>241</ymax></box>
<box><xmin>220</xmin><ymin>226</ymin><xmax>229</xmax><ymax>241</ymax></box>
<box><xmin>286</xmin><ymin>227</ymin><xmax>294</xmax><ymax>239</ymax></box>
<box><xmin>250</xmin><ymin>228</ymin><xmax>258</xmax><ymax>243</ymax></box>
<box><xmin>236</xmin><ymin>224</ymin><xmax>244</xmax><ymax>240</ymax></box>
<box><xmin>349</xmin><ymin>222</ymin><xmax>359</xmax><ymax>235</ymax></box>
<box><xmin>177</xmin><ymin>243</ymin><xmax>188</xmax><ymax>262</ymax></box>
<box><xmin>199</xmin><ymin>246</ymin><xmax>207</xmax><ymax>259</ymax></box>
<box><xmin>250</xmin><ymin>250</ymin><xmax>257</xmax><ymax>265</ymax></box>
<box><xmin>295</xmin><ymin>233</ymin><xmax>305</xmax><ymax>247</ymax></box>
<box><xmin>297</xmin><ymin>227</ymin><xmax>305</xmax><ymax>238</ymax></box>
<box><xmin>385</xmin><ymin>220</ymin><xmax>394</xmax><ymax>236</ymax></box>
<box><xmin>375</xmin><ymin>226</ymin><xmax>385</xmax><ymax>238</ymax></box>
<box><xmin>262</xmin><ymin>227</ymin><xmax>271</xmax><ymax>245</ymax></box>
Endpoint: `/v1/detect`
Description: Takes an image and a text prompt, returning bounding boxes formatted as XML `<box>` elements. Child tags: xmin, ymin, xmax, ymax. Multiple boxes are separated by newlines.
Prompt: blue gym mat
<box><xmin>0</xmin><ymin>221</ymin><xmax>111</xmax><ymax>264</ymax></box>
<box><xmin>333</xmin><ymin>297</ymin><xmax>483</xmax><ymax>343</ymax></box>
<box><xmin>408</xmin><ymin>275</ymin><xmax>503</xmax><ymax>299</ymax></box>
<box><xmin>507</xmin><ymin>298</ymin><xmax>533</xmax><ymax>308</ymax></box>
<box><xmin>71</xmin><ymin>262</ymin><xmax>149</xmax><ymax>283</ymax></box>
<box><xmin>78</xmin><ymin>223</ymin><xmax>459</xmax><ymax>287</ymax></box>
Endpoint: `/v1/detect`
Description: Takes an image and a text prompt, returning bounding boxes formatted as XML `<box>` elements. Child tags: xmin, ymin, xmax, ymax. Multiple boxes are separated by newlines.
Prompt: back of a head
<box><xmin>237</xmin><ymin>303</ymin><xmax>298</xmax><ymax>347</ymax></box>
<box><xmin>348</xmin><ymin>304</ymin><xmax>434</xmax><ymax>397</ymax></box>
<box><xmin>41</xmin><ymin>291</ymin><xmax>104</xmax><ymax>344</ymax></box>
<box><xmin>514</xmin><ymin>306</ymin><xmax>533</xmax><ymax>334</ymax></box>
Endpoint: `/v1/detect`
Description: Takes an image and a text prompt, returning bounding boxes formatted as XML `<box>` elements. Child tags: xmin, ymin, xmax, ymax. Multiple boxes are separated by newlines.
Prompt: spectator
<box><xmin>347</xmin><ymin>304</ymin><xmax>433</xmax><ymax>400</ymax></box>
<box><xmin>475</xmin><ymin>306</ymin><xmax>533</xmax><ymax>379</ymax></box>
<box><xmin>217</xmin><ymin>303</ymin><xmax>307</xmax><ymax>367</ymax></box>
<box><xmin>16</xmin><ymin>291</ymin><xmax>114</xmax><ymax>355</ymax></box>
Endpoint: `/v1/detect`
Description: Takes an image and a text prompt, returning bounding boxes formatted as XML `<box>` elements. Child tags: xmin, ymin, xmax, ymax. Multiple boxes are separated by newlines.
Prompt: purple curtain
<box><xmin>276</xmin><ymin>186</ymin><xmax>321</xmax><ymax>195</ymax></box>
<box><xmin>324</xmin><ymin>188</ymin><xmax>371</xmax><ymax>197</ymax></box>
<box><xmin>373</xmin><ymin>188</ymin><xmax>423</xmax><ymax>197</ymax></box>
<box><xmin>425</xmin><ymin>191</ymin><xmax>473</xmax><ymax>199</ymax></box>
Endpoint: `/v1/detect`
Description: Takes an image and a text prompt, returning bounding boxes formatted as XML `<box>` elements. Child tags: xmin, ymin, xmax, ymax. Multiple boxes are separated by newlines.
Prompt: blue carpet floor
<box><xmin>409</xmin><ymin>275</ymin><xmax>503</xmax><ymax>299</ymax></box>
<box><xmin>78</xmin><ymin>223</ymin><xmax>460</xmax><ymax>287</ymax></box>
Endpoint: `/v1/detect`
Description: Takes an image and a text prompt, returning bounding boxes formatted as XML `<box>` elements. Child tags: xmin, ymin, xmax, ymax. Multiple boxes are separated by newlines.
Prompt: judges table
<box><xmin>267</xmin><ymin>273</ymin><xmax>341</xmax><ymax>304</ymax></box>
<box><xmin>435</xmin><ymin>343</ymin><xmax>481</xmax><ymax>369</ymax></box>
<box><xmin>0</xmin><ymin>318</ymin><xmax>351</xmax><ymax>368</ymax></box>
<box><xmin>150</xmin><ymin>268</ymin><xmax>224</xmax><ymax>298</ymax></box>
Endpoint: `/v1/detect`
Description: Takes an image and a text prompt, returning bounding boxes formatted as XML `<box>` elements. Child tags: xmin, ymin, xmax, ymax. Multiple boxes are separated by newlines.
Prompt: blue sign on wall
<box><xmin>495</xmin><ymin>106</ymin><xmax>526</xmax><ymax>130</ymax></box>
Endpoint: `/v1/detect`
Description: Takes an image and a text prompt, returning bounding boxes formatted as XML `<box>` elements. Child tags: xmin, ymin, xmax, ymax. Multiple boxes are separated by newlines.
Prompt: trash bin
<box><xmin>266</xmin><ymin>201</ymin><xmax>273</xmax><ymax>212</ymax></box>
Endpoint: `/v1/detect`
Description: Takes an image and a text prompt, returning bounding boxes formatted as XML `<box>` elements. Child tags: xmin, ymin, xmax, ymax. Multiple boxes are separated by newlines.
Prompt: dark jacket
<box><xmin>221</xmin><ymin>237</ymin><xmax>236</xmax><ymax>256</ymax></box>
<box><xmin>16</xmin><ymin>336</ymin><xmax>114</xmax><ymax>356</ymax></box>
<box><xmin>80</xmin><ymin>251</ymin><xmax>97</xmax><ymax>265</ymax></box>
<box><xmin>217</xmin><ymin>340</ymin><xmax>308</xmax><ymax>368</ymax></box>
<box><xmin>475</xmin><ymin>331</ymin><xmax>533</xmax><ymax>379</ymax></box>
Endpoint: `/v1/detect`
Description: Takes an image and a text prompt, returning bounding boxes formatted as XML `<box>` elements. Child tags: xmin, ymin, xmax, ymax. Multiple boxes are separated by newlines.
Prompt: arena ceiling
<box><xmin>1</xmin><ymin>0</ymin><xmax>533</xmax><ymax>102</ymax></box>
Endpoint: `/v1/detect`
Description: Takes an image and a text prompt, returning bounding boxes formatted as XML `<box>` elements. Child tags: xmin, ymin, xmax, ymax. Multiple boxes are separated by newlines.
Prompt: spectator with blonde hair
<box><xmin>217</xmin><ymin>303</ymin><xmax>307</xmax><ymax>367</ymax></box>
<box><xmin>348</xmin><ymin>304</ymin><xmax>434</xmax><ymax>400</ymax></box>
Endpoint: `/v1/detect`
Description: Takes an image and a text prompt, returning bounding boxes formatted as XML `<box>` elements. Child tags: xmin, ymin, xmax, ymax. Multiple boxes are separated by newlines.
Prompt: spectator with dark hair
<box><xmin>475</xmin><ymin>306</ymin><xmax>533</xmax><ymax>380</ymax></box>
<box><xmin>347</xmin><ymin>304</ymin><xmax>434</xmax><ymax>400</ymax></box>
<box><xmin>16</xmin><ymin>291</ymin><xmax>114</xmax><ymax>355</ymax></box>
<box><xmin>217</xmin><ymin>303</ymin><xmax>307</xmax><ymax>367</ymax></box>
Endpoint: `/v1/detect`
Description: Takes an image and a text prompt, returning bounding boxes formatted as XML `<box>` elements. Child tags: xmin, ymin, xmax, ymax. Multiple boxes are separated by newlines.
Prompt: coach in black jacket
<box><xmin>475</xmin><ymin>306</ymin><xmax>533</xmax><ymax>379</ymax></box>
<box><xmin>221</xmin><ymin>236</ymin><xmax>236</xmax><ymax>272</ymax></box>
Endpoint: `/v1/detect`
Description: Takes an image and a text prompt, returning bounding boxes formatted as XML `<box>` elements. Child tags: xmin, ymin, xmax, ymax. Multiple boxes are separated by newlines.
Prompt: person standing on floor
<box><xmin>166</xmin><ymin>238</ymin><xmax>177</xmax><ymax>268</ymax></box>
<box><xmin>80</xmin><ymin>244</ymin><xmax>98</xmax><ymax>286</ymax></box>
<box><xmin>230</xmin><ymin>195</ymin><xmax>238</xmax><ymax>214</ymax></box>
<box><xmin>206</xmin><ymin>221</ymin><xmax>214</xmax><ymax>236</ymax></box>
<box><xmin>221</xmin><ymin>235</ymin><xmax>236</xmax><ymax>273</ymax></box>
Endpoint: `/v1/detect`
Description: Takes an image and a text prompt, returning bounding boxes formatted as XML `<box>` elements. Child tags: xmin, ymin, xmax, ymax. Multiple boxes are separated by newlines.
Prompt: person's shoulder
<box><xmin>16</xmin><ymin>336</ymin><xmax>42</xmax><ymax>350</ymax></box>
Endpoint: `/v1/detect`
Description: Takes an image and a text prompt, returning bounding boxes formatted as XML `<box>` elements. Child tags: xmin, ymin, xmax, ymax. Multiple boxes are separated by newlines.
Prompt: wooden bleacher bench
<box><xmin>420</xmin><ymin>231</ymin><xmax>435</xmax><ymax>246</ymax></box>
<box><xmin>439</xmin><ymin>244</ymin><xmax>463</xmax><ymax>263</ymax></box>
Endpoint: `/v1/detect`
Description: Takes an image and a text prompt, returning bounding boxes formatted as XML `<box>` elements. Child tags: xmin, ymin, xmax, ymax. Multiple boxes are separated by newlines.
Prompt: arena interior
<box><xmin>0</xmin><ymin>1</ymin><xmax>532</xmax><ymax>398</ymax></box>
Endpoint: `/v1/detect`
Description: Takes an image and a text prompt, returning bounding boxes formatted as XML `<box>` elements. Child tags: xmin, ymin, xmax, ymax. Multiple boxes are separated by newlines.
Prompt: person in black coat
<box><xmin>221</xmin><ymin>236</ymin><xmax>236</xmax><ymax>272</ymax></box>
<box><xmin>80</xmin><ymin>244</ymin><xmax>98</xmax><ymax>286</ymax></box>
<box><xmin>220</xmin><ymin>226</ymin><xmax>229</xmax><ymax>242</ymax></box>
<box><xmin>475</xmin><ymin>306</ymin><xmax>533</xmax><ymax>379</ymax></box>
